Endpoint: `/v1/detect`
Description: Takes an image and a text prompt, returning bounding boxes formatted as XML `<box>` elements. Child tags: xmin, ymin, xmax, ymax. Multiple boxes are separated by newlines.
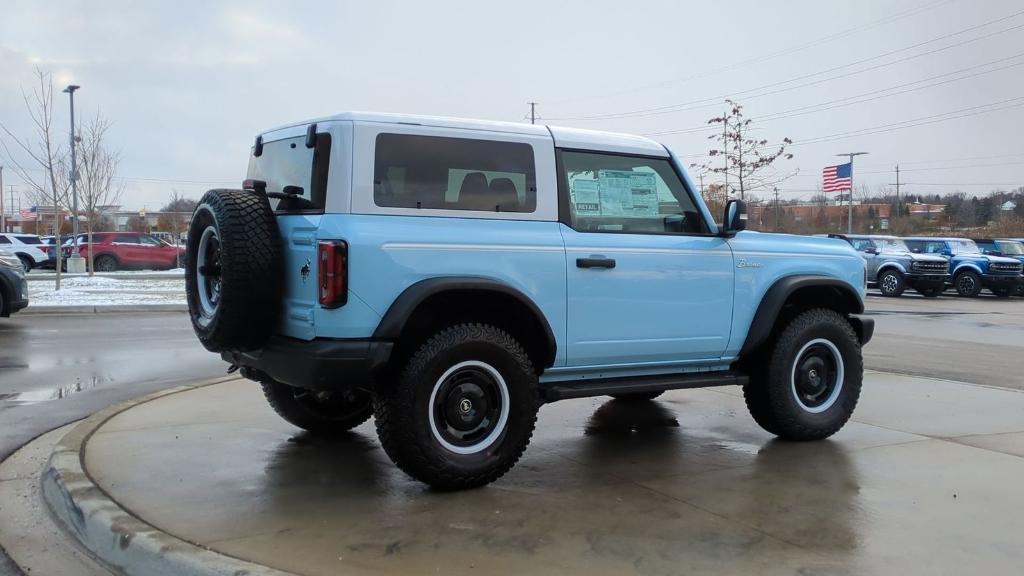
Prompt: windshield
<box><xmin>950</xmin><ymin>239</ymin><xmax>981</xmax><ymax>255</ymax></box>
<box><xmin>876</xmin><ymin>238</ymin><xmax>910</xmax><ymax>253</ymax></box>
<box><xmin>998</xmin><ymin>241</ymin><xmax>1024</xmax><ymax>255</ymax></box>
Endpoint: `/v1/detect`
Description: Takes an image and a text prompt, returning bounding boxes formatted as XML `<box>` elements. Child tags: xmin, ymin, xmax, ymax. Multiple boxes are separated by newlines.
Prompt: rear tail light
<box><xmin>318</xmin><ymin>240</ymin><xmax>348</xmax><ymax>308</ymax></box>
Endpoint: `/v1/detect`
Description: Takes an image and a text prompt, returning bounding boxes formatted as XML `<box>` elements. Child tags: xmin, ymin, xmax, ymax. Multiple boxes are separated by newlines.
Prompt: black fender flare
<box><xmin>739</xmin><ymin>275</ymin><xmax>866</xmax><ymax>357</ymax></box>
<box><xmin>373</xmin><ymin>277</ymin><xmax>557</xmax><ymax>368</ymax></box>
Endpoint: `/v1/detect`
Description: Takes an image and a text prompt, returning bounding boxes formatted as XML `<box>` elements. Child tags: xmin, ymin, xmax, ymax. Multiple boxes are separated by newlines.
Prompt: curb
<box><xmin>41</xmin><ymin>376</ymin><xmax>296</xmax><ymax>576</ymax></box>
<box><xmin>27</xmin><ymin>273</ymin><xmax>184</xmax><ymax>281</ymax></box>
<box><xmin>22</xmin><ymin>304</ymin><xmax>187</xmax><ymax>315</ymax></box>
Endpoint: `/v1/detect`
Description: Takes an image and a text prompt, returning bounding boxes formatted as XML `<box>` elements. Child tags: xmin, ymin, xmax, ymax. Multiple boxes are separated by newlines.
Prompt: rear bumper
<box><xmin>221</xmin><ymin>336</ymin><xmax>393</xmax><ymax>391</ymax></box>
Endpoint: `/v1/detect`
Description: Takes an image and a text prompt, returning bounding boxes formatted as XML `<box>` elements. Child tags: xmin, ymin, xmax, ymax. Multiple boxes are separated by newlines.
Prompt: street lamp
<box><xmin>63</xmin><ymin>84</ymin><xmax>86</xmax><ymax>273</ymax></box>
<box><xmin>836</xmin><ymin>152</ymin><xmax>868</xmax><ymax>234</ymax></box>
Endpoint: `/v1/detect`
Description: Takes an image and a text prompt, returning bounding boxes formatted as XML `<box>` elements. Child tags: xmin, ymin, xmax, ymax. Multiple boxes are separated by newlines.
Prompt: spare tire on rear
<box><xmin>186</xmin><ymin>189</ymin><xmax>282</xmax><ymax>352</ymax></box>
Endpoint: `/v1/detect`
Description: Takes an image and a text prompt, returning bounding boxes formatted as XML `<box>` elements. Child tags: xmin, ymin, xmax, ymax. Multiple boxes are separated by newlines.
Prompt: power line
<box><xmin>791</xmin><ymin>96</ymin><xmax>1024</xmax><ymax>146</ymax></box>
<box><xmin>548</xmin><ymin>8</ymin><xmax>1024</xmax><ymax>121</ymax></box>
<box><xmin>646</xmin><ymin>52</ymin><xmax>1024</xmax><ymax>136</ymax></box>
<box><xmin>545</xmin><ymin>0</ymin><xmax>954</xmax><ymax>108</ymax></box>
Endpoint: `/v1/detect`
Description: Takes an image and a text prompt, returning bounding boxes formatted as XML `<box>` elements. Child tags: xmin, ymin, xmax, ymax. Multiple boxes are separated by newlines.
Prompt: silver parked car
<box><xmin>834</xmin><ymin>234</ymin><xmax>949</xmax><ymax>297</ymax></box>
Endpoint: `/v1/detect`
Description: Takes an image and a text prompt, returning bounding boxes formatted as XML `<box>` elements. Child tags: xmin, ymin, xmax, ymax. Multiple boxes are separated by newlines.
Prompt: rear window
<box><xmin>14</xmin><ymin>235</ymin><xmax>41</xmax><ymax>244</ymax></box>
<box><xmin>373</xmin><ymin>133</ymin><xmax>536</xmax><ymax>213</ymax></box>
<box><xmin>247</xmin><ymin>133</ymin><xmax>331</xmax><ymax>212</ymax></box>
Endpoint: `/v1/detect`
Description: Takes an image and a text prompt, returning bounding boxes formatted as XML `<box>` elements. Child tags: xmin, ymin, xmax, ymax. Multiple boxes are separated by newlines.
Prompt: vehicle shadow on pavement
<box><xmin>575</xmin><ymin>398</ymin><xmax>861</xmax><ymax>555</ymax></box>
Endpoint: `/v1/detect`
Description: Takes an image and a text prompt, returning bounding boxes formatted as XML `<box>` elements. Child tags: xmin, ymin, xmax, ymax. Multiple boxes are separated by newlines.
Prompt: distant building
<box><xmin>1000</xmin><ymin>200</ymin><xmax>1017</xmax><ymax>212</ymax></box>
<box><xmin>907</xmin><ymin>203</ymin><xmax>946</xmax><ymax>219</ymax></box>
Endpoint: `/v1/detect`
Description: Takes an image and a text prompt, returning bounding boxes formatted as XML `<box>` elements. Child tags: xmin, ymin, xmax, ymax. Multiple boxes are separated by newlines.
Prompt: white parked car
<box><xmin>0</xmin><ymin>233</ymin><xmax>50</xmax><ymax>271</ymax></box>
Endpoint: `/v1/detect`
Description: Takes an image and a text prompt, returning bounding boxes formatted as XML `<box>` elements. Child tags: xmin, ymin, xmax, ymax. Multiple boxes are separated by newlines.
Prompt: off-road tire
<box><xmin>373</xmin><ymin>323</ymin><xmax>539</xmax><ymax>490</ymax></box>
<box><xmin>743</xmin><ymin>308</ymin><xmax>862</xmax><ymax>441</ymax></box>
<box><xmin>186</xmin><ymin>189</ymin><xmax>282</xmax><ymax>352</ymax></box>
<box><xmin>94</xmin><ymin>254</ymin><xmax>118</xmax><ymax>272</ymax></box>
<box><xmin>954</xmin><ymin>270</ymin><xmax>982</xmax><ymax>297</ymax></box>
<box><xmin>261</xmin><ymin>380</ymin><xmax>373</xmax><ymax>434</ymax></box>
<box><xmin>916</xmin><ymin>286</ymin><xmax>943</xmax><ymax>298</ymax></box>
<box><xmin>16</xmin><ymin>255</ymin><xmax>32</xmax><ymax>272</ymax></box>
<box><xmin>610</xmin><ymin>391</ymin><xmax>664</xmax><ymax>401</ymax></box>
<box><xmin>877</xmin><ymin>269</ymin><xmax>905</xmax><ymax>297</ymax></box>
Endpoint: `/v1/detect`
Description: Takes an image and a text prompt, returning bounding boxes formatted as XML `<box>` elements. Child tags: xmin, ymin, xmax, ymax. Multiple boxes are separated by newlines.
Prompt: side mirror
<box><xmin>722</xmin><ymin>199</ymin><xmax>747</xmax><ymax>235</ymax></box>
<box><xmin>865</xmin><ymin>248</ymin><xmax>879</xmax><ymax>255</ymax></box>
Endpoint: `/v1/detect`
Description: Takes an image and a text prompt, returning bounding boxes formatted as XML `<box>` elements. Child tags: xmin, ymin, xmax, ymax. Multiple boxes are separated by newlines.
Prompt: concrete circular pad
<box><xmin>51</xmin><ymin>374</ymin><xmax>1024</xmax><ymax>575</ymax></box>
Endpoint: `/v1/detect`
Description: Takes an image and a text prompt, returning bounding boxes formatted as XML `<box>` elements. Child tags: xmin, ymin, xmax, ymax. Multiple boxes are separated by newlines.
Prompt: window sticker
<box><xmin>571</xmin><ymin>179</ymin><xmax>601</xmax><ymax>216</ymax></box>
<box><xmin>597</xmin><ymin>170</ymin><xmax>658</xmax><ymax>218</ymax></box>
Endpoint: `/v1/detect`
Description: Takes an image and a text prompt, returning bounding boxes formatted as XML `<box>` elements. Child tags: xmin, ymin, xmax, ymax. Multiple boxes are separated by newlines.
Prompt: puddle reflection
<box><xmin>0</xmin><ymin>375</ymin><xmax>113</xmax><ymax>404</ymax></box>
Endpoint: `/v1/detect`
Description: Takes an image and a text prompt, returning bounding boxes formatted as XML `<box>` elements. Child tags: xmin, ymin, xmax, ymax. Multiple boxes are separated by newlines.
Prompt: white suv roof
<box><xmin>264</xmin><ymin>111</ymin><xmax>669</xmax><ymax>157</ymax></box>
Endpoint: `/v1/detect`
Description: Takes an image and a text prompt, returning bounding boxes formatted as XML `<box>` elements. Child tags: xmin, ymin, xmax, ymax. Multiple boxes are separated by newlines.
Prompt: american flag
<box><xmin>19</xmin><ymin>207</ymin><xmax>36</xmax><ymax>220</ymax></box>
<box><xmin>822</xmin><ymin>163</ymin><xmax>852</xmax><ymax>192</ymax></box>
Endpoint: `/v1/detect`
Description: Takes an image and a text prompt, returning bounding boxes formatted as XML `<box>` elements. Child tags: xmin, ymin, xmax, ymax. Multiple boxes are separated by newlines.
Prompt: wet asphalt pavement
<box><xmin>1</xmin><ymin>294</ymin><xmax>1022</xmax><ymax>463</ymax></box>
<box><xmin>0</xmin><ymin>312</ymin><xmax>225</xmax><ymax>461</ymax></box>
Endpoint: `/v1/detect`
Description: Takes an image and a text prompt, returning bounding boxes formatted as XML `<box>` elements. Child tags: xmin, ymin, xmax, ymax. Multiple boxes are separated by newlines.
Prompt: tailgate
<box><xmin>276</xmin><ymin>215</ymin><xmax>321</xmax><ymax>340</ymax></box>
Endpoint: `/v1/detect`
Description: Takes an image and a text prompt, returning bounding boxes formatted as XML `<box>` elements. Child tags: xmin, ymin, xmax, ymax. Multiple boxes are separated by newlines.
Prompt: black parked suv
<box><xmin>0</xmin><ymin>252</ymin><xmax>29</xmax><ymax>317</ymax></box>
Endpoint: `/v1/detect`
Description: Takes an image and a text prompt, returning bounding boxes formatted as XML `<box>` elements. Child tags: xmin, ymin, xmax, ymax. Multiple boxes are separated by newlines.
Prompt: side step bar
<box><xmin>540</xmin><ymin>370</ymin><xmax>748</xmax><ymax>402</ymax></box>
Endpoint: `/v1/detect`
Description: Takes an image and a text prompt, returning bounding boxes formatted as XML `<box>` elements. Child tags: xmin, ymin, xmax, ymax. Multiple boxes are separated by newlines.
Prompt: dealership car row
<box><xmin>0</xmin><ymin>231</ymin><xmax>1022</xmax><ymax>320</ymax></box>
<box><xmin>833</xmin><ymin>234</ymin><xmax>1024</xmax><ymax>298</ymax></box>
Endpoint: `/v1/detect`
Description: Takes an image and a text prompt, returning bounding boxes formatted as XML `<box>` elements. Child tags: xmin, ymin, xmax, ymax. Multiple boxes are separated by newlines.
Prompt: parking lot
<box><xmin>863</xmin><ymin>292</ymin><xmax>1024</xmax><ymax>390</ymax></box>
<box><xmin>1</xmin><ymin>292</ymin><xmax>1023</xmax><ymax>575</ymax></box>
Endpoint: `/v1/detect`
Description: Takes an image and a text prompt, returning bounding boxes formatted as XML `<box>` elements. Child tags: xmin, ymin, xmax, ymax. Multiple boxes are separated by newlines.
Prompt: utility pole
<box><xmin>64</xmin><ymin>84</ymin><xmax>86</xmax><ymax>273</ymax></box>
<box><xmin>0</xmin><ymin>165</ymin><xmax>4</xmax><ymax>233</ymax></box>
<box><xmin>528</xmin><ymin>102</ymin><xmax>538</xmax><ymax>125</ymax></box>
<box><xmin>774</xmin><ymin>187</ymin><xmax>780</xmax><ymax>231</ymax></box>
<box><xmin>836</xmin><ymin>152</ymin><xmax>868</xmax><ymax>234</ymax></box>
<box><xmin>893</xmin><ymin>164</ymin><xmax>900</xmax><ymax>219</ymax></box>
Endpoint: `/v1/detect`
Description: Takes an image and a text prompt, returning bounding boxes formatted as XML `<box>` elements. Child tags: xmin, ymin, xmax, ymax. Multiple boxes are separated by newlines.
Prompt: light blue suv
<box><xmin>185</xmin><ymin>113</ymin><xmax>873</xmax><ymax>489</ymax></box>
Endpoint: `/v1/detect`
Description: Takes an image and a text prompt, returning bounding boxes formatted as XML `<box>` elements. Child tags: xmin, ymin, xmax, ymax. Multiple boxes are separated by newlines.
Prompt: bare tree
<box><xmin>159</xmin><ymin>190</ymin><xmax>194</xmax><ymax>267</ymax></box>
<box><xmin>691</xmin><ymin>99</ymin><xmax>794</xmax><ymax>200</ymax></box>
<box><xmin>0</xmin><ymin>68</ymin><xmax>69</xmax><ymax>287</ymax></box>
<box><xmin>62</xmin><ymin>113</ymin><xmax>123</xmax><ymax>275</ymax></box>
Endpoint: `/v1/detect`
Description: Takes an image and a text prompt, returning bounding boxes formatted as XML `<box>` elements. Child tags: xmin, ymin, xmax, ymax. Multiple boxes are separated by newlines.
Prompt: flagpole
<box><xmin>837</xmin><ymin>152</ymin><xmax>868</xmax><ymax>234</ymax></box>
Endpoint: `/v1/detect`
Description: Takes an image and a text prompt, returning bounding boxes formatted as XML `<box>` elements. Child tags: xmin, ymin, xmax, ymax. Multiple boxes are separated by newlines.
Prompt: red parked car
<box><xmin>64</xmin><ymin>232</ymin><xmax>186</xmax><ymax>271</ymax></box>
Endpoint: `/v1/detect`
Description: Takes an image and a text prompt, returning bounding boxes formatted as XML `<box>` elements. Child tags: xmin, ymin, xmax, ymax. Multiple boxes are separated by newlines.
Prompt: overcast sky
<box><xmin>2</xmin><ymin>0</ymin><xmax>1022</xmax><ymax>210</ymax></box>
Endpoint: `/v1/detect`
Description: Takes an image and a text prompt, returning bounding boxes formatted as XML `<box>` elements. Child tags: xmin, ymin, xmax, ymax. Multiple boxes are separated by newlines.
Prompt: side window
<box><xmin>925</xmin><ymin>242</ymin><xmax>945</xmax><ymax>254</ymax></box>
<box><xmin>851</xmin><ymin>239</ymin><xmax>874</xmax><ymax>252</ymax></box>
<box><xmin>140</xmin><ymin>236</ymin><xmax>163</xmax><ymax>246</ymax></box>
<box><xmin>0</xmin><ymin>236</ymin><xmax>10</xmax><ymax>244</ymax></box>
<box><xmin>373</xmin><ymin>133</ymin><xmax>536</xmax><ymax>213</ymax></box>
<box><xmin>559</xmin><ymin>150</ymin><xmax>708</xmax><ymax>235</ymax></box>
<box><xmin>115</xmin><ymin>234</ymin><xmax>138</xmax><ymax>244</ymax></box>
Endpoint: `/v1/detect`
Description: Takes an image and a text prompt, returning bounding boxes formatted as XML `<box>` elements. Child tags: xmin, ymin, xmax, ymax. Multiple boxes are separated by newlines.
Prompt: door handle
<box><xmin>576</xmin><ymin>257</ymin><xmax>616</xmax><ymax>269</ymax></box>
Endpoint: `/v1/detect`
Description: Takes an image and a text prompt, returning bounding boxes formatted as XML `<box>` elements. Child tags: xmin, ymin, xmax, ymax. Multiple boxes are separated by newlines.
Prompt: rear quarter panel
<box><xmin>314</xmin><ymin>215</ymin><xmax>568</xmax><ymax>365</ymax></box>
<box><xmin>724</xmin><ymin>232</ymin><xmax>865</xmax><ymax>357</ymax></box>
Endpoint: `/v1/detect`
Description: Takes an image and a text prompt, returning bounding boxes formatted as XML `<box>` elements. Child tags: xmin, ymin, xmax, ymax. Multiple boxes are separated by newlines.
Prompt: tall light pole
<box><xmin>63</xmin><ymin>84</ymin><xmax>86</xmax><ymax>273</ymax></box>
<box><xmin>836</xmin><ymin>152</ymin><xmax>868</xmax><ymax>234</ymax></box>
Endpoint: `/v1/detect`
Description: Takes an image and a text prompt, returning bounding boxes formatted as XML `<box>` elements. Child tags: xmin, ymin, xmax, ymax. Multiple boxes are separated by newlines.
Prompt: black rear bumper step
<box><xmin>540</xmin><ymin>371</ymin><xmax>748</xmax><ymax>402</ymax></box>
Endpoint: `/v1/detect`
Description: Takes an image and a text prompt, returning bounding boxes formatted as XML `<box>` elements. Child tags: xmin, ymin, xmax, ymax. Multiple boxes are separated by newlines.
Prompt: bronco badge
<box><xmin>300</xmin><ymin>259</ymin><xmax>311</xmax><ymax>284</ymax></box>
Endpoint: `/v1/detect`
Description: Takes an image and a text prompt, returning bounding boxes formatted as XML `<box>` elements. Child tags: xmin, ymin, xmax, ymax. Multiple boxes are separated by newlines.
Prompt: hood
<box><xmin>734</xmin><ymin>231</ymin><xmax>862</xmax><ymax>259</ymax></box>
<box><xmin>955</xmin><ymin>253</ymin><xmax>1022</xmax><ymax>265</ymax></box>
<box><xmin>984</xmin><ymin>254</ymin><xmax>1024</xmax><ymax>265</ymax></box>
<box><xmin>906</xmin><ymin>252</ymin><xmax>947</xmax><ymax>263</ymax></box>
